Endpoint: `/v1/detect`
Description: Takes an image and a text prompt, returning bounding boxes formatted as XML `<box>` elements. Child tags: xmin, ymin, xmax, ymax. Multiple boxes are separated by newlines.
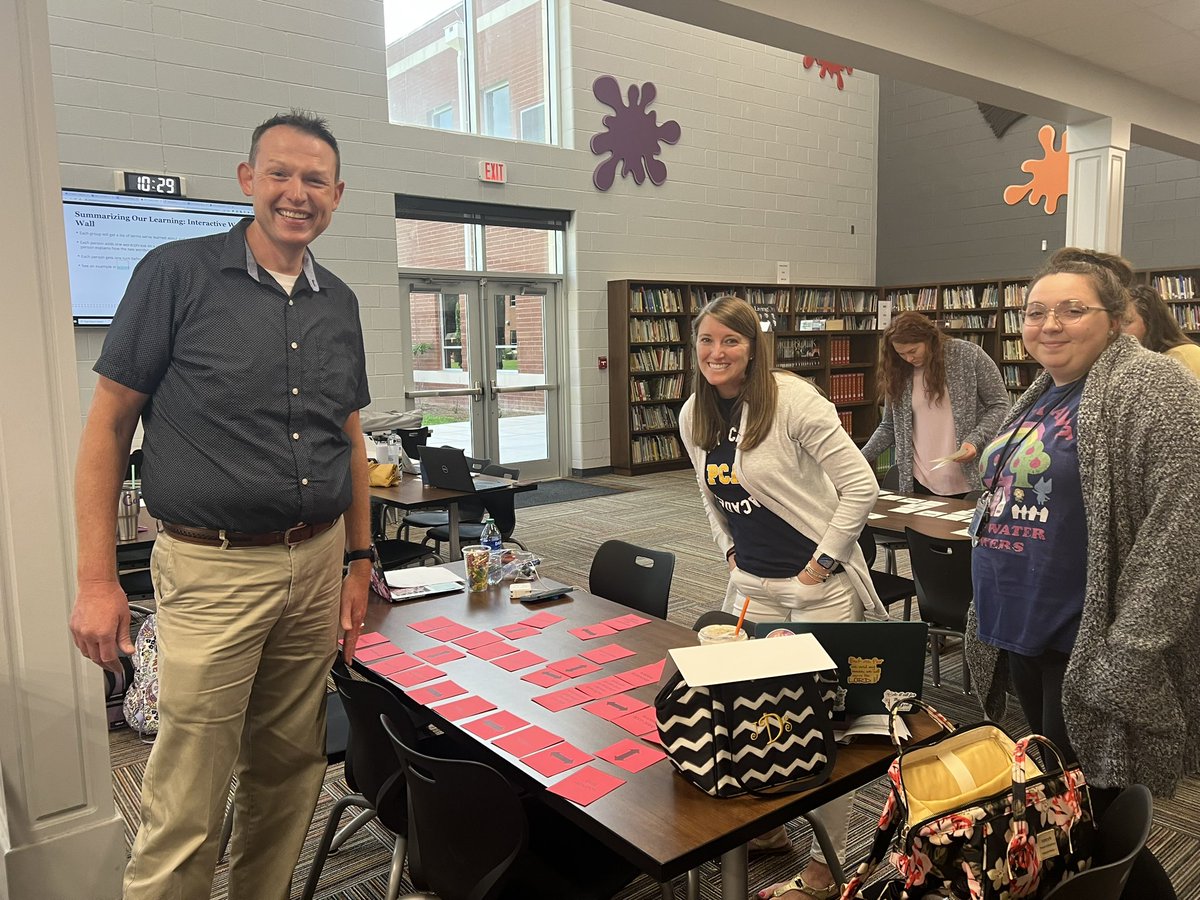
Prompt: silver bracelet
<box><xmin>803</xmin><ymin>563</ymin><xmax>830</xmax><ymax>582</ymax></box>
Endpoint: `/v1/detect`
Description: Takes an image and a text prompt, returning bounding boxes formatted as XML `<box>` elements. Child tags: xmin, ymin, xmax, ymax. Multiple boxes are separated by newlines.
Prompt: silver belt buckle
<box><xmin>283</xmin><ymin>523</ymin><xmax>308</xmax><ymax>546</ymax></box>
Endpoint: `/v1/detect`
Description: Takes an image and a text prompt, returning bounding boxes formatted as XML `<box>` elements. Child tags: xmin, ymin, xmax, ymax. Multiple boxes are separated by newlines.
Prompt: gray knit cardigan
<box><xmin>861</xmin><ymin>339</ymin><xmax>1010</xmax><ymax>492</ymax></box>
<box><xmin>965</xmin><ymin>335</ymin><xmax>1200</xmax><ymax>797</ymax></box>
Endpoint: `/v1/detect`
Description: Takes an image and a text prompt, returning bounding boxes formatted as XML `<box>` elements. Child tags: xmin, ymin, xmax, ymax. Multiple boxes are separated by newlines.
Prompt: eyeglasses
<box><xmin>1021</xmin><ymin>303</ymin><xmax>1107</xmax><ymax>326</ymax></box>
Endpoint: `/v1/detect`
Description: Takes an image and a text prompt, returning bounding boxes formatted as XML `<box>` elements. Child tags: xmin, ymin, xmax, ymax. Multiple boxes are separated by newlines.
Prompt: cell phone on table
<box><xmin>519</xmin><ymin>587</ymin><xmax>573</xmax><ymax>604</ymax></box>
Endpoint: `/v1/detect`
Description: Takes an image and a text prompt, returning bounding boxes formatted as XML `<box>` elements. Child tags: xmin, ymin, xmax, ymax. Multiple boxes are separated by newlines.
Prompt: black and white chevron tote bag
<box><xmin>655</xmin><ymin>670</ymin><xmax>838</xmax><ymax>797</ymax></box>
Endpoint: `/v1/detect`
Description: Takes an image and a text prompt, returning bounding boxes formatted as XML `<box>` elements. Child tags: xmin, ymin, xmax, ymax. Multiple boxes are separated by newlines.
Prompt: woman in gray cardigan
<box><xmin>967</xmin><ymin>251</ymin><xmax>1199</xmax><ymax>899</ymax></box>
<box><xmin>861</xmin><ymin>312</ymin><xmax>1009</xmax><ymax>495</ymax></box>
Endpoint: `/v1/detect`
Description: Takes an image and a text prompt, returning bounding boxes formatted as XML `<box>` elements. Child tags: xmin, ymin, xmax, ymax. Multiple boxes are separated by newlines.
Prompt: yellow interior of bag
<box><xmin>899</xmin><ymin>727</ymin><xmax>1042</xmax><ymax>824</ymax></box>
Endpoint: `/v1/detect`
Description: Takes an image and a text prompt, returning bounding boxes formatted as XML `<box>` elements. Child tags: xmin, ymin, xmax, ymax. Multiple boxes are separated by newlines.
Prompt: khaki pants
<box><xmin>125</xmin><ymin>521</ymin><xmax>343</xmax><ymax>900</ymax></box>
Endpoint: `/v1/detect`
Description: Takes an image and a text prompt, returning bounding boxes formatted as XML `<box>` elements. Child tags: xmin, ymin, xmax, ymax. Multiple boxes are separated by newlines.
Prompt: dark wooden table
<box><xmin>369</xmin><ymin>473</ymin><xmax>536</xmax><ymax>560</ymax></box>
<box><xmin>359</xmin><ymin>571</ymin><xmax>942</xmax><ymax>899</ymax></box>
<box><xmin>869</xmin><ymin>491</ymin><xmax>976</xmax><ymax>541</ymax></box>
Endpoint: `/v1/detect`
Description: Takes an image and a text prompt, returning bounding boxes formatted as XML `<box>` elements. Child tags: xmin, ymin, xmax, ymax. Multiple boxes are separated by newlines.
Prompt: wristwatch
<box><xmin>815</xmin><ymin>553</ymin><xmax>837</xmax><ymax>572</ymax></box>
<box><xmin>345</xmin><ymin>547</ymin><xmax>375</xmax><ymax>564</ymax></box>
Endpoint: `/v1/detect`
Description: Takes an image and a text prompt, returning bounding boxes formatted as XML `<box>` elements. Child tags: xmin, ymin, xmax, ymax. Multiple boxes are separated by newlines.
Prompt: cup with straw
<box><xmin>697</xmin><ymin>597</ymin><xmax>752</xmax><ymax>645</ymax></box>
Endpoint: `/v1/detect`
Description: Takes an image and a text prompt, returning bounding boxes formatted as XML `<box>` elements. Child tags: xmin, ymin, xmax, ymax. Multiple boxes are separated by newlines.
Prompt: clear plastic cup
<box><xmin>463</xmin><ymin>545</ymin><xmax>490</xmax><ymax>592</ymax></box>
<box><xmin>697</xmin><ymin>623</ymin><xmax>750</xmax><ymax>645</ymax></box>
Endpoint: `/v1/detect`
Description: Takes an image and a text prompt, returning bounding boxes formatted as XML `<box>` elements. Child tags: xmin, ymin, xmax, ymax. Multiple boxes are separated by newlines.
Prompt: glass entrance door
<box><xmin>405</xmin><ymin>279</ymin><xmax>561</xmax><ymax>479</ymax></box>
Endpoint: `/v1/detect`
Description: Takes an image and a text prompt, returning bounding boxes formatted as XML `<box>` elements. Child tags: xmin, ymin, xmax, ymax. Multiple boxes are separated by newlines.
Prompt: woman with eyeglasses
<box><xmin>1124</xmin><ymin>284</ymin><xmax>1200</xmax><ymax>379</ymax></box>
<box><xmin>861</xmin><ymin>311</ymin><xmax>1009</xmax><ymax>498</ymax></box>
<box><xmin>966</xmin><ymin>249</ymin><xmax>1198</xmax><ymax>899</ymax></box>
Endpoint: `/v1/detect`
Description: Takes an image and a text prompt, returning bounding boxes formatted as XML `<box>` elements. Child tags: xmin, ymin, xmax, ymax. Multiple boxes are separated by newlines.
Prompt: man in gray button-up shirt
<box><xmin>70</xmin><ymin>111</ymin><xmax>371</xmax><ymax>900</ymax></box>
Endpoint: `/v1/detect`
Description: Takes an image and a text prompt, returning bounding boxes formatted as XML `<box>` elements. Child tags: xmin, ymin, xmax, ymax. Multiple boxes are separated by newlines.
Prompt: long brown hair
<box><xmin>877</xmin><ymin>312</ymin><xmax>948</xmax><ymax>406</ymax></box>
<box><xmin>1129</xmin><ymin>284</ymin><xmax>1192</xmax><ymax>353</ymax></box>
<box><xmin>689</xmin><ymin>296</ymin><xmax>777</xmax><ymax>451</ymax></box>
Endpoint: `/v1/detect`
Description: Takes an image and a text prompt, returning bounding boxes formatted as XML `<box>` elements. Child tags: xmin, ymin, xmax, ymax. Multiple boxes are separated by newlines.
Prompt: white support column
<box><xmin>1064</xmin><ymin>117</ymin><xmax>1129</xmax><ymax>253</ymax></box>
<box><xmin>0</xmin><ymin>0</ymin><xmax>126</xmax><ymax>897</ymax></box>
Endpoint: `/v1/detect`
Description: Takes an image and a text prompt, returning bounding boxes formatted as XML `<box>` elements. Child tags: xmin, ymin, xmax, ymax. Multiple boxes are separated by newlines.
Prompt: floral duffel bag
<box><xmin>840</xmin><ymin>699</ymin><xmax>1096</xmax><ymax>900</ymax></box>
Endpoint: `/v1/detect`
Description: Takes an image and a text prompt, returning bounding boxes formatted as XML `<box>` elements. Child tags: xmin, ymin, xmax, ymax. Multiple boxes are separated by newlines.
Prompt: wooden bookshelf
<box><xmin>1145</xmin><ymin>267</ymin><xmax>1200</xmax><ymax>335</ymax></box>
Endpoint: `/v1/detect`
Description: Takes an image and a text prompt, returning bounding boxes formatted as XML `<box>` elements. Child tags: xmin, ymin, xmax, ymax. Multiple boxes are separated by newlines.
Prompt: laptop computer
<box><xmin>752</xmin><ymin>620</ymin><xmax>928</xmax><ymax>716</ymax></box>
<box><xmin>417</xmin><ymin>445</ymin><xmax>510</xmax><ymax>492</ymax></box>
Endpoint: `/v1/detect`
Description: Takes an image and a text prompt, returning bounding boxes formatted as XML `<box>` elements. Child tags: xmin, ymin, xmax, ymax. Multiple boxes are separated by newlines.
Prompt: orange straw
<box><xmin>734</xmin><ymin>596</ymin><xmax>750</xmax><ymax>637</ymax></box>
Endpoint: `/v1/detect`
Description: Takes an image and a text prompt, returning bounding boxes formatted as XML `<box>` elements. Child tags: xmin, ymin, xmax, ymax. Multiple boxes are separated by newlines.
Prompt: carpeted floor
<box><xmin>108</xmin><ymin>469</ymin><xmax>1200</xmax><ymax>898</ymax></box>
<box><xmin>513</xmin><ymin>476</ymin><xmax>630</xmax><ymax>509</ymax></box>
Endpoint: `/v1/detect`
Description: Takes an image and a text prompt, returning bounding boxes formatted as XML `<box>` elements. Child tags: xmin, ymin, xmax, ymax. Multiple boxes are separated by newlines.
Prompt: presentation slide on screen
<box><xmin>63</xmin><ymin>190</ymin><xmax>250</xmax><ymax>321</ymax></box>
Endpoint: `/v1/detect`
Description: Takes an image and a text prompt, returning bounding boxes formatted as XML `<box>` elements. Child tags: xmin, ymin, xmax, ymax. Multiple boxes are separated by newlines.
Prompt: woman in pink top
<box><xmin>862</xmin><ymin>312</ymin><xmax>1008</xmax><ymax>497</ymax></box>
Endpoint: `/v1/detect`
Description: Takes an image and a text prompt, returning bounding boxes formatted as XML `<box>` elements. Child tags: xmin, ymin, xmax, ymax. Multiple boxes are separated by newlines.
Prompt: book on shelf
<box><xmin>796</xmin><ymin>288</ymin><xmax>836</xmax><ymax>312</ymax></box>
<box><xmin>776</xmin><ymin>337</ymin><xmax>821</xmax><ymax>367</ymax></box>
<box><xmin>1171</xmin><ymin>304</ymin><xmax>1200</xmax><ymax>330</ymax></box>
<box><xmin>629</xmin><ymin>373</ymin><xmax>685</xmax><ymax>402</ymax></box>
<box><xmin>630</xmin><ymin>346</ymin><xmax>684</xmax><ymax>371</ymax></box>
<box><xmin>980</xmin><ymin>284</ymin><xmax>999</xmax><ymax>308</ymax></box>
<box><xmin>631</xmin><ymin>433</ymin><xmax>683</xmax><ymax>465</ymax></box>
<box><xmin>1152</xmin><ymin>274</ymin><xmax>1196</xmax><ymax>301</ymax></box>
<box><xmin>838</xmin><ymin>410</ymin><xmax>853</xmax><ymax>436</ymax></box>
<box><xmin>629</xmin><ymin>317</ymin><xmax>681</xmax><ymax>342</ymax></box>
<box><xmin>631</xmin><ymin>403</ymin><xmax>680</xmax><ymax>432</ymax></box>
<box><xmin>1001</xmin><ymin>338</ymin><xmax>1030</xmax><ymax>361</ymax></box>
<box><xmin>837</xmin><ymin>290</ymin><xmax>878</xmax><ymax>314</ymax></box>
<box><xmin>941</xmin><ymin>286</ymin><xmax>979</xmax><ymax>310</ymax></box>
<box><xmin>830</xmin><ymin>337</ymin><xmax>851</xmax><ymax>365</ymax></box>
<box><xmin>1003</xmin><ymin>283</ymin><xmax>1028</xmax><ymax>307</ymax></box>
<box><xmin>690</xmin><ymin>286</ymin><xmax>741</xmax><ymax>312</ymax></box>
<box><xmin>629</xmin><ymin>286</ymin><xmax>684</xmax><ymax>313</ymax></box>
<box><xmin>830</xmin><ymin>372</ymin><xmax>866</xmax><ymax>403</ymax></box>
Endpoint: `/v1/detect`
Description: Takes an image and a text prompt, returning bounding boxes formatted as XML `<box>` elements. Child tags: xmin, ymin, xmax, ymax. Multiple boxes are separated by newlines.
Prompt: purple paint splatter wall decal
<box><xmin>589</xmin><ymin>76</ymin><xmax>681</xmax><ymax>192</ymax></box>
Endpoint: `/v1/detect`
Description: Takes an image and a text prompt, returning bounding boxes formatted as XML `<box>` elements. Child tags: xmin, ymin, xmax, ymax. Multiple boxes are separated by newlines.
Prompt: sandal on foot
<box><xmin>757</xmin><ymin>875</ymin><xmax>840</xmax><ymax>899</ymax></box>
<box><xmin>747</xmin><ymin>825</ymin><xmax>793</xmax><ymax>857</ymax></box>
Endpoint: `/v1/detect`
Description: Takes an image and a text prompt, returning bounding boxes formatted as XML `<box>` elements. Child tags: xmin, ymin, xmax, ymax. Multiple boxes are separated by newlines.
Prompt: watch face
<box><xmin>817</xmin><ymin>554</ymin><xmax>835</xmax><ymax>569</ymax></box>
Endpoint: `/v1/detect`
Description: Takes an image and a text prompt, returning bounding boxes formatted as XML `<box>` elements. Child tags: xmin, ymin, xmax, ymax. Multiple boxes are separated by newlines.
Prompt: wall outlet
<box><xmin>1041</xmin><ymin>239</ymin><xmax>1048</xmax><ymax>251</ymax></box>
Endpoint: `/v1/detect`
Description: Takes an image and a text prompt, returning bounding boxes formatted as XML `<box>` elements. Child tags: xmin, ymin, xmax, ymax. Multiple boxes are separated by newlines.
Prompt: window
<box><xmin>440</xmin><ymin>294</ymin><xmax>463</xmax><ymax>368</ymax></box>
<box><xmin>384</xmin><ymin>0</ymin><xmax>552</xmax><ymax>145</ymax></box>
<box><xmin>483</xmin><ymin>84</ymin><xmax>512</xmax><ymax>138</ymax></box>
<box><xmin>519</xmin><ymin>103</ymin><xmax>545</xmax><ymax>143</ymax></box>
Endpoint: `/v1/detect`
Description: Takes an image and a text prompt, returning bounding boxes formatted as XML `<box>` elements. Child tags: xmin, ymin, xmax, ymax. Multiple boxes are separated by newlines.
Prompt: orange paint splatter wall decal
<box><xmin>802</xmin><ymin>57</ymin><xmax>853</xmax><ymax>90</ymax></box>
<box><xmin>1004</xmin><ymin>124</ymin><xmax>1068</xmax><ymax>215</ymax></box>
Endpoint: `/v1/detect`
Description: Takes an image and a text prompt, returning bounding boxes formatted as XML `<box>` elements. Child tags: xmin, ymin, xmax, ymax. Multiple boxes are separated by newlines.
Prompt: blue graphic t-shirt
<box><xmin>705</xmin><ymin>400</ymin><xmax>817</xmax><ymax>578</ymax></box>
<box><xmin>972</xmin><ymin>381</ymin><xmax>1086</xmax><ymax>656</ymax></box>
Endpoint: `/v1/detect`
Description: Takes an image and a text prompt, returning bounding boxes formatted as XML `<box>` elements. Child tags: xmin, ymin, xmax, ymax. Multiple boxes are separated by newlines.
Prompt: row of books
<box><xmin>630</xmin><ymin>374</ymin><xmax>685</xmax><ymax>402</ymax></box>
<box><xmin>1171</xmin><ymin>303</ymin><xmax>1200</xmax><ymax>330</ymax></box>
<box><xmin>838</xmin><ymin>410</ymin><xmax>854</xmax><ymax>436</ymax></box>
<box><xmin>944</xmin><ymin>314</ymin><xmax>996</xmax><ymax>329</ymax></box>
<box><xmin>1003</xmin><ymin>310</ymin><xmax>1024</xmax><ymax>332</ymax></box>
<box><xmin>631</xmin><ymin>434</ymin><xmax>683</xmax><ymax>464</ymax></box>
<box><xmin>776</xmin><ymin>337</ymin><xmax>821</xmax><ymax>364</ymax></box>
<box><xmin>839</xmin><ymin>290</ymin><xmax>878</xmax><ymax>313</ymax></box>
<box><xmin>829</xmin><ymin>373</ymin><xmax>866</xmax><ymax>403</ymax></box>
<box><xmin>689</xmin><ymin>287</ymin><xmax>739</xmax><ymax>312</ymax></box>
<box><xmin>631</xmin><ymin>403</ymin><xmax>679</xmax><ymax>432</ymax></box>
<box><xmin>630</xmin><ymin>318</ymin><xmax>681</xmax><ymax>343</ymax></box>
<box><xmin>1001</xmin><ymin>365</ymin><xmax>1033</xmax><ymax>388</ymax></box>
<box><xmin>888</xmin><ymin>288</ymin><xmax>938</xmax><ymax>311</ymax></box>
<box><xmin>630</xmin><ymin>287</ymin><xmax>685</xmax><ymax>313</ymax></box>
<box><xmin>828</xmin><ymin>337</ymin><xmax>854</xmax><ymax>365</ymax></box>
<box><xmin>1001</xmin><ymin>339</ymin><xmax>1032</xmax><ymax>361</ymax></box>
<box><xmin>1152</xmin><ymin>275</ymin><xmax>1196</xmax><ymax>301</ymax></box>
<box><xmin>630</xmin><ymin>346</ymin><xmax>684</xmax><ymax>372</ymax></box>
<box><xmin>1003</xmin><ymin>283</ymin><xmax>1028</xmax><ymax>307</ymax></box>
<box><xmin>958</xmin><ymin>333</ymin><xmax>988</xmax><ymax>349</ymax></box>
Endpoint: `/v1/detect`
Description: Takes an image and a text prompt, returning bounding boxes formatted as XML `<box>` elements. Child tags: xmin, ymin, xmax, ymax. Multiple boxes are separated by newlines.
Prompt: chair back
<box><xmin>480</xmin><ymin>464</ymin><xmax>521</xmax><ymax>539</ymax></box>
<box><xmin>1042</xmin><ymin>785</ymin><xmax>1152</xmax><ymax>900</ymax></box>
<box><xmin>589</xmin><ymin>540</ymin><xmax>675</xmax><ymax>620</ymax></box>
<box><xmin>858</xmin><ymin>525</ymin><xmax>879</xmax><ymax>568</ymax></box>
<box><xmin>882</xmin><ymin>465</ymin><xmax>900</xmax><ymax>491</ymax></box>
<box><xmin>692</xmin><ymin>609</ymin><xmax>758</xmax><ymax>634</ymax></box>
<box><xmin>904</xmin><ymin>528</ymin><xmax>972</xmax><ymax>631</ymax></box>
<box><xmin>397</xmin><ymin>426</ymin><xmax>431</xmax><ymax>461</ymax></box>
<box><xmin>330</xmin><ymin>660</ymin><xmax>421</xmax><ymax>833</ymax></box>
<box><xmin>455</xmin><ymin>455</ymin><xmax>494</xmax><ymax>523</ymax></box>
<box><xmin>382</xmin><ymin>714</ymin><xmax>527</xmax><ymax>900</ymax></box>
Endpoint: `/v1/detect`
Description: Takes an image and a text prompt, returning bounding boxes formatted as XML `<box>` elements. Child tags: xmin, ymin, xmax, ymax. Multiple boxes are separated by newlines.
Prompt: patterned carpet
<box><xmin>108</xmin><ymin>470</ymin><xmax>1200</xmax><ymax>898</ymax></box>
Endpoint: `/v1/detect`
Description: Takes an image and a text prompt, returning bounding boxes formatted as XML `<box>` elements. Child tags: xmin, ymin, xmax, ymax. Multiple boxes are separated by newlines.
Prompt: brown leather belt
<box><xmin>162</xmin><ymin>519</ymin><xmax>337</xmax><ymax>549</ymax></box>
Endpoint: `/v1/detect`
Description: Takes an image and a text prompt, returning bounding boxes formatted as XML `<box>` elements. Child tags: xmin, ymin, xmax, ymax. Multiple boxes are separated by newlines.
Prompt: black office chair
<box><xmin>859</xmin><ymin>526</ymin><xmax>917</xmax><ymax>620</ymax></box>
<box><xmin>422</xmin><ymin>464</ymin><xmax>528</xmax><ymax>554</ymax></box>
<box><xmin>692</xmin><ymin>609</ymin><xmax>758</xmax><ymax>634</ymax></box>
<box><xmin>872</xmin><ymin>465</ymin><xmax>906</xmax><ymax>574</ymax></box>
<box><xmin>401</xmin><ymin>454</ymin><xmax>492</xmax><ymax>540</ymax></box>
<box><xmin>589</xmin><ymin>540</ymin><xmax>676</xmax><ymax>620</ymax></box>
<box><xmin>370</xmin><ymin>498</ymin><xmax>443</xmax><ymax>570</ymax></box>
<box><xmin>904</xmin><ymin>527</ymin><xmax>973</xmax><ymax>693</ymax></box>
<box><xmin>1042</xmin><ymin>784</ymin><xmax>1153</xmax><ymax>900</ymax></box>
<box><xmin>382</xmin><ymin>715</ymin><xmax>638</xmax><ymax>900</ymax></box>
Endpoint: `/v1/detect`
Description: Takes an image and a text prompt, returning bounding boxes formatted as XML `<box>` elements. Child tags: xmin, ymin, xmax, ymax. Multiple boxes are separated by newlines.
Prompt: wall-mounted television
<box><xmin>63</xmin><ymin>189</ymin><xmax>252</xmax><ymax>325</ymax></box>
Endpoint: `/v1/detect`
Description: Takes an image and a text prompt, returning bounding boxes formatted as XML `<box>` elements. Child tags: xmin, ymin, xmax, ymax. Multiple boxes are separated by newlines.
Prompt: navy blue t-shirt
<box><xmin>972</xmin><ymin>381</ymin><xmax>1086</xmax><ymax>656</ymax></box>
<box><xmin>704</xmin><ymin>399</ymin><xmax>817</xmax><ymax>578</ymax></box>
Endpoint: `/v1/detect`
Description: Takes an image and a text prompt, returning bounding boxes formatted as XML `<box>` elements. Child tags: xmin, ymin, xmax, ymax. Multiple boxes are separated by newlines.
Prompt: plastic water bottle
<box><xmin>385</xmin><ymin>434</ymin><xmax>402</xmax><ymax>465</ymax></box>
<box><xmin>480</xmin><ymin>516</ymin><xmax>503</xmax><ymax>585</ymax></box>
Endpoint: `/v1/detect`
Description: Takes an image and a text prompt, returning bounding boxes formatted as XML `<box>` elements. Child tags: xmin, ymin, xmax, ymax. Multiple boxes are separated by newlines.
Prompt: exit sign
<box><xmin>479</xmin><ymin>161</ymin><xmax>507</xmax><ymax>183</ymax></box>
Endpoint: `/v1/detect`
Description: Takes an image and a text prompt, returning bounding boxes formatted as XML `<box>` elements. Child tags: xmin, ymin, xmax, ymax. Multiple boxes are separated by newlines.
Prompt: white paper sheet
<box><xmin>385</xmin><ymin>566</ymin><xmax>465</xmax><ymax>588</ymax></box>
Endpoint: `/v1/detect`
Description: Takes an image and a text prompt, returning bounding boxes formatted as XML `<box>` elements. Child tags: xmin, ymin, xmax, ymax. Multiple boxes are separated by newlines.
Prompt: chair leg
<box><xmin>930</xmin><ymin>636</ymin><xmax>942</xmax><ymax>687</ymax></box>
<box><xmin>384</xmin><ymin>834</ymin><xmax>408</xmax><ymax>900</ymax></box>
<box><xmin>885</xmin><ymin>545</ymin><xmax>897</xmax><ymax>575</ymax></box>
<box><xmin>329</xmin><ymin>806</ymin><xmax>377</xmax><ymax>852</ymax></box>
<box><xmin>801</xmin><ymin>812</ymin><xmax>846</xmax><ymax>888</ymax></box>
<box><xmin>217</xmin><ymin>790</ymin><xmax>235</xmax><ymax>861</ymax></box>
<box><xmin>960</xmin><ymin>638</ymin><xmax>972</xmax><ymax>695</ymax></box>
<box><xmin>659</xmin><ymin>880</ymin><xmax>675</xmax><ymax>899</ymax></box>
<box><xmin>687</xmin><ymin>867</ymin><xmax>701</xmax><ymax>900</ymax></box>
<box><xmin>903</xmin><ymin>596</ymin><xmax>912</xmax><ymax>620</ymax></box>
<box><xmin>300</xmin><ymin>793</ymin><xmax>372</xmax><ymax>900</ymax></box>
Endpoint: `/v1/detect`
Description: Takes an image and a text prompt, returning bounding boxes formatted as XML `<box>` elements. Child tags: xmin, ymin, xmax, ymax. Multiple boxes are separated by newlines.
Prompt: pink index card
<box><xmin>521</xmin><ymin>742</ymin><xmax>593</xmax><ymax>778</ymax></box>
<box><xmin>575</xmin><ymin>675</ymin><xmax>632</xmax><ymax>700</ymax></box>
<box><xmin>568</xmin><ymin>623</ymin><xmax>618</xmax><ymax>641</ymax></box>
<box><xmin>407</xmin><ymin>680</ymin><xmax>467</xmax><ymax>705</ymax></box>
<box><xmin>521</xmin><ymin>667</ymin><xmax>571</xmax><ymax>688</ymax></box>
<box><xmin>617</xmin><ymin>659</ymin><xmax>667</xmax><ymax>688</ymax></box>
<box><xmin>612</xmin><ymin>707</ymin><xmax>659</xmax><ymax>737</ymax></box>
<box><xmin>463</xmin><ymin>711</ymin><xmax>528</xmax><ymax>740</ymax></box>
<box><xmin>493</xmin><ymin>725</ymin><xmax>562</xmax><ymax>757</ymax></box>
<box><xmin>546</xmin><ymin>656</ymin><xmax>603</xmax><ymax>678</ymax></box>
<box><xmin>549</xmin><ymin>766</ymin><xmax>625</xmax><ymax>806</ymax></box>
<box><xmin>531</xmin><ymin>687</ymin><xmax>589</xmax><ymax>712</ymax></box>
<box><xmin>466</xmin><ymin>641</ymin><xmax>519</xmax><ymax>661</ymax></box>
<box><xmin>520</xmin><ymin>611</ymin><xmax>566</xmax><ymax>629</ymax></box>
<box><xmin>409</xmin><ymin>616</ymin><xmax>457</xmax><ymax>634</ymax></box>
<box><xmin>433</xmin><ymin>695</ymin><xmax>497</xmax><ymax>722</ymax></box>
<box><xmin>596</xmin><ymin>738</ymin><xmax>667</xmax><ymax>774</ymax></box>
<box><xmin>355</xmin><ymin>642</ymin><xmax>404</xmax><ymax>663</ymax></box>
<box><xmin>602</xmin><ymin>613</ymin><xmax>652</xmax><ymax>630</ymax></box>
<box><xmin>641</xmin><ymin>730</ymin><xmax>663</xmax><ymax>746</ymax></box>
<box><xmin>425</xmin><ymin>623</ymin><xmax>476</xmax><ymax>642</ymax></box>
<box><xmin>495</xmin><ymin>623</ymin><xmax>540</xmax><ymax>640</ymax></box>
<box><xmin>414</xmin><ymin>645</ymin><xmax>466</xmax><ymax>665</ymax></box>
<box><xmin>453</xmin><ymin>631</ymin><xmax>502</xmax><ymax>649</ymax></box>
<box><xmin>356</xmin><ymin>631</ymin><xmax>388</xmax><ymax>647</ymax></box>
<box><xmin>582</xmin><ymin>695</ymin><xmax>651</xmax><ymax>722</ymax></box>
<box><xmin>580</xmin><ymin>643</ymin><xmax>636</xmax><ymax>665</ymax></box>
<box><xmin>491</xmin><ymin>649</ymin><xmax>546</xmax><ymax>672</ymax></box>
<box><xmin>370</xmin><ymin>654</ymin><xmax>423</xmax><ymax>677</ymax></box>
<box><xmin>387</xmin><ymin>664</ymin><xmax>446</xmax><ymax>688</ymax></box>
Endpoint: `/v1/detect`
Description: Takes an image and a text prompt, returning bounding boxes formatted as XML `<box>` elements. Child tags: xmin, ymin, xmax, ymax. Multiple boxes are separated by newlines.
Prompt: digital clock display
<box><xmin>122</xmin><ymin>171</ymin><xmax>183</xmax><ymax>197</ymax></box>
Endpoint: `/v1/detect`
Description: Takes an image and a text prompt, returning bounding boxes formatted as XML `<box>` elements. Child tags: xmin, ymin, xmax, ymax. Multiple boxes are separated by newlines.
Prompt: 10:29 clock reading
<box><xmin>122</xmin><ymin>171</ymin><xmax>183</xmax><ymax>197</ymax></box>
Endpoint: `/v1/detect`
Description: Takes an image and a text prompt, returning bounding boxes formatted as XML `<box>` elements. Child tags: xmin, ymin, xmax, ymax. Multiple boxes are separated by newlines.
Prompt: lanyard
<box><xmin>983</xmin><ymin>379</ymin><xmax>1084</xmax><ymax>496</ymax></box>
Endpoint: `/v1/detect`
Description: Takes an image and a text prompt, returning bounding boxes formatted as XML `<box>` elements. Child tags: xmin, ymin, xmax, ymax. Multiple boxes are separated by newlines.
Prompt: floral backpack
<box><xmin>122</xmin><ymin>614</ymin><xmax>160</xmax><ymax>739</ymax></box>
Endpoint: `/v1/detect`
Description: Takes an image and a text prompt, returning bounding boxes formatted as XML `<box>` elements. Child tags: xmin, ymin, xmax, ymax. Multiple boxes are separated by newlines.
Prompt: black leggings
<box><xmin>911</xmin><ymin>477</ymin><xmax>969</xmax><ymax>500</ymax></box>
<box><xmin>1006</xmin><ymin>650</ymin><xmax>1177</xmax><ymax>899</ymax></box>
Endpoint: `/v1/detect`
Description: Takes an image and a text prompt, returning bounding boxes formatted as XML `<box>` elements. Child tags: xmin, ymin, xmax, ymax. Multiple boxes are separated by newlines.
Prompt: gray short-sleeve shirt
<box><xmin>95</xmin><ymin>218</ymin><xmax>370</xmax><ymax>532</ymax></box>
